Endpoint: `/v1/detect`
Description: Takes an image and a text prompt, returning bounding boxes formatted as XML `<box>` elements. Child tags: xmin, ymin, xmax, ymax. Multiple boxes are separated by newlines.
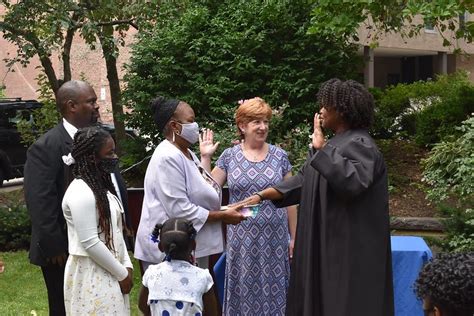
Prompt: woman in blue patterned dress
<box><xmin>209</xmin><ymin>98</ymin><xmax>297</xmax><ymax>315</ymax></box>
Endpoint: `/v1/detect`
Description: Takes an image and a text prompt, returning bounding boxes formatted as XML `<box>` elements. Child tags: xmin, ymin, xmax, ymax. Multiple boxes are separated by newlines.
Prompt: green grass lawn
<box><xmin>0</xmin><ymin>251</ymin><xmax>143</xmax><ymax>315</ymax></box>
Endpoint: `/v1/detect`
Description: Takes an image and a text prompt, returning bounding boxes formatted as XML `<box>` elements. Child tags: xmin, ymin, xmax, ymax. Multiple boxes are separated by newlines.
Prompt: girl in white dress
<box><xmin>62</xmin><ymin>126</ymin><xmax>133</xmax><ymax>315</ymax></box>
<box><xmin>138</xmin><ymin>218</ymin><xmax>217</xmax><ymax>316</ymax></box>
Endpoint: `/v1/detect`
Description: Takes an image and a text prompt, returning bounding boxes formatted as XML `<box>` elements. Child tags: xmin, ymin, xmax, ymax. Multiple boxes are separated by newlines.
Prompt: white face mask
<box><xmin>177</xmin><ymin>122</ymin><xmax>200</xmax><ymax>144</ymax></box>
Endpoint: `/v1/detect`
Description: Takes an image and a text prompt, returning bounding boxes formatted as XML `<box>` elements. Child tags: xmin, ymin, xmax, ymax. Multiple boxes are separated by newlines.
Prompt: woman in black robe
<box><xmin>241</xmin><ymin>79</ymin><xmax>394</xmax><ymax>316</ymax></box>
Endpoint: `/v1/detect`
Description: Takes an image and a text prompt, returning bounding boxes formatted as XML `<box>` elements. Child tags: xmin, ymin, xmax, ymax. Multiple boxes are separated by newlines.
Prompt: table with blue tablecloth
<box><xmin>214</xmin><ymin>235</ymin><xmax>432</xmax><ymax>315</ymax></box>
<box><xmin>391</xmin><ymin>236</ymin><xmax>433</xmax><ymax>316</ymax></box>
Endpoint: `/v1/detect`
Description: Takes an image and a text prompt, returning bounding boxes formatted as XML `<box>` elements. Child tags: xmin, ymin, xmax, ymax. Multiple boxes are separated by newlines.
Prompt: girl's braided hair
<box><xmin>316</xmin><ymin>78</ymin><xmax>374</xmax><ymax>129</ymax></box>
<box><xmin>71</xmin><ymin>126</ymin><xmax>117</xmax><ymax>251</ymax></box>
<box><xmin>151</xmin><ymin>218</ymin><xmax>197</xmax><ymax>261</ymax></box>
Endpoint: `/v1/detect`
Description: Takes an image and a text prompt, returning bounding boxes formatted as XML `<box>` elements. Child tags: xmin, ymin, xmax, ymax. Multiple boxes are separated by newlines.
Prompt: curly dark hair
<box><xmin>152</xmin><ymin>218</ymin><xmax>197</xmax><ymax>262</ymax></box>
<box><xmin>71</xmin><ymin>126</ymin><xmax>117</xmax><ymax>251</ymax></box>
<box><xmin>316</xmin><ymin>78</ymin><xmax>374</xmax><ymax>129</ymax></box>
<box><xmin>414</xmin><ymin>252</ymin><xmax>474</xmax><ymax>316</ymax></box>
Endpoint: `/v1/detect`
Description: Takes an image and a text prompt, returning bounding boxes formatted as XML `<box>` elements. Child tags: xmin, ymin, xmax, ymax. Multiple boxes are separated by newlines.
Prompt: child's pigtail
<box><xmin>166</xmin><ymin>242</ymin><xmax>177</xmax><ymax>261</ymax></box>
<box><xmin>150</xmin><ymin>223</ymin><xmax>163</xmax><ymax>243</ymax></box>
<box><xmin>187</xmin><ymin>222</ymin><xmax>197</xmax><ymax>240</ymax></box>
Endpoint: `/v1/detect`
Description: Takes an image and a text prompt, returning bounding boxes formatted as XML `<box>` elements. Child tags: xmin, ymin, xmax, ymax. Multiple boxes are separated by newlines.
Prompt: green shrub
<box><xmin>277</xmin><ymin>122</ymin><xmax>312</xmax><ymax>172</ymax></box>
<box><xmin>423</xmin><ymin>115</ymin><xmax>474</xmax><ymax>204</ymax></box>
<box><xmin>0</xmin><ymin>191</ymin><xmax>30</xmax><ymax>251</ymax></box>
<box><xmin>422</xmin><ymin>115</ymin><xmax>474</xmax><ymax>251</ymax></box>
<box><xmin>371</xmin><ymin>83</ymin><xmax>412</xmax><ymax>138</ymax></box>
<box><xmin>415</xmin><ymin>81</ymin><xmax>474</xmax><ymax>146</ymax></box>
<box><xmin>16</xmin><ymin>73</ymin><xmax>60</xmax><ymax>146</ymax></box>
<box><xmin>437</xmin><ymin>206</ymin><xmax>474</xmax><ymax>252</ymax></box>
<box><xmin>370</xmin><ymin>72</ymin><xmax>474</xmax><ymax>146</ymax></box>
<box><xmin>370</xmin><ymin>80</ymin><xmax>439</xmax><ymax>139</ymax></box>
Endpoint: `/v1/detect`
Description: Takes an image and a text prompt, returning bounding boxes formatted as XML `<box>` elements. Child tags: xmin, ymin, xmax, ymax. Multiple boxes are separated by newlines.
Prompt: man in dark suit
<box><xmin>24</xmin><ymin>80</ymin><xmax>131</xmax><ymax>316</ymax></box>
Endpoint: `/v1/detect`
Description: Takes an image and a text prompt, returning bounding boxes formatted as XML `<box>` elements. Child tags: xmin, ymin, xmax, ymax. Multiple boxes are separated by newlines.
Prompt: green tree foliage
<box><xmin>308</xmin><ymin>1</ymin><xmax>474</xmax><ymax>48</ymax></box>
<box><xmin>0</xmin><ymin>0</ymin><xmax>158</xmax><ymax>151</ymax></box>
<box><xmin>0</xmin><ymin>0</ymin><xmax>76</xmax><ymax>91</ymax></box>
<box><xmin>422</xmin><ymin>115</ymin><xmax>474</xmax><ymax>251</ymax></box>
<box><xmin>124</xmin><ymin>0</ymin><xmax>359</xmax><ymax>149</ymax></box>
<box><xmin>0</xmin><ymin>0</ymin><xmax>154</xmax><ymax>90</ymax></box>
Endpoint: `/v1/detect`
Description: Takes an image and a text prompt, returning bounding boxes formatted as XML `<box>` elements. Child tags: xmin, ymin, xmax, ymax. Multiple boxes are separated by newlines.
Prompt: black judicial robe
<box><xmin>273</xmin><ymin>129</ymin><xmax>394</xmax><ymax>316</ymax></box>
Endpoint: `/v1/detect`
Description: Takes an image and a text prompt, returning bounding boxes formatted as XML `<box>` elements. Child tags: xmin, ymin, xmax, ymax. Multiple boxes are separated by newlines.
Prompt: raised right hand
<box><xmin>312</xmin><ymin>113</ymin><xmax>326</xmax><ymax>149</ymax></box>
<box><xmin>199</xmin><ymin>128</ymin><xmax>219</xmax><ymax>158</ymax></box>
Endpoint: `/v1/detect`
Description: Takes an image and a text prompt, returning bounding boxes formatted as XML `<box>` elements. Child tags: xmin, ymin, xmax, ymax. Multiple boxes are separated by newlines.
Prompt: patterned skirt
<box><xmin>223</xmin><ymin>202</ymin><xmax>290</xmax><ymax>315</ymax></box>
<box><xmin>64</xmin><ymin>255</ymin><xmax>130</xmax><ymax>315</ymax></box>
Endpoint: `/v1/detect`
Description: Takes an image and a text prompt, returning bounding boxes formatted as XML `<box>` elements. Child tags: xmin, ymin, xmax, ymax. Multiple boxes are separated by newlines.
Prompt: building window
<box><xmin>459</xmin><ymin>12</ymin><xmax>469</xmax><ymax>30</ymax></box>
<box><xmin>387</xmin><ymin>74</ymin><xmax>400</xmax><ymax>86</ymax></box>
<box><xmin>424</xmin><ymin>18</ymin><xmax>437</xmax><ymax>33</ymax></box>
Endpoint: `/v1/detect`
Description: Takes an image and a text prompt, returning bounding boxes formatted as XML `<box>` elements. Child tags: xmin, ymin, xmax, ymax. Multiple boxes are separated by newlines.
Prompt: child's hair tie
<box><xmin>151</xmin><ymin>223</ymin><xmax>163</xmax><ymax>244</ymax></box>
<box><xmin>150</xmin><ymin>234</ymin><xmax>159</xmax><ymax>244</ymax></box>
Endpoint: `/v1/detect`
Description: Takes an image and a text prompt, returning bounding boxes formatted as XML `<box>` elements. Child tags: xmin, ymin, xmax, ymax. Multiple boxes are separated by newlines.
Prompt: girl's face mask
<box><xmin>98</xmin><ymin>157</ymin><xmax>119</xmax><ymax>173</ymax></box>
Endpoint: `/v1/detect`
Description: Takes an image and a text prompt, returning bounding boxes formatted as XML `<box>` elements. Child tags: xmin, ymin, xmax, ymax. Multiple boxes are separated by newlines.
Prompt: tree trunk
<box><xmin>99</xmin><ymin>27</ymin><xmax>126</xmax><ymax>156</ymax></box>
<box><xmin>62</xmin><ymin>28</ymin><xmax>75</xmax><ymax>84</ymax></box>
<box><xmin>62</xmin><ymin>13</ymin><xmax>81</xmax><ymax>84</ymax></box>
<box><xmin>38</xmin><ymin>55</ymin><xmax>59</xmax><ymax>94</ymax></box>
<box><xmin>104</xmin><ymin>55</ymin><xmax>126</xmax><ymax>156</ymax></box>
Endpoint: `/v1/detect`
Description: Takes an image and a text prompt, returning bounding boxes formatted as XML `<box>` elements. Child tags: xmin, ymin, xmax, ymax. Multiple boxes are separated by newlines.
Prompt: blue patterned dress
<box><xmin>216</xmin><ymin>144</ymin><xmax>292</xmax><ymax>315</ymax></box>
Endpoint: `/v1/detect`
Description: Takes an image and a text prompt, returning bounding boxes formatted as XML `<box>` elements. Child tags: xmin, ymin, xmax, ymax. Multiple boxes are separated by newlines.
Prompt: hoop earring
<box><xmin>172</xmin><ymin>132</ymin><xmax>176</xmax><ymax>143</ymax></box>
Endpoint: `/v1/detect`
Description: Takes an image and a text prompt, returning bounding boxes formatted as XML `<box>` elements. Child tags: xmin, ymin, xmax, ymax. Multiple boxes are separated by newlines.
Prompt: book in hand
<box><xmin>220</xmin><ymin>204</ymin><xmax>260</xmax><ymax>218</ymax></box>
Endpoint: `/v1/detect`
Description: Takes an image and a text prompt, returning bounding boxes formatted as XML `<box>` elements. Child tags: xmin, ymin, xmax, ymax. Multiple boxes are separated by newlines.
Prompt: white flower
<box><xmin>62</xmin><ymin>153</ymin><xmax>76</xmax><ymax>166</ymax></box>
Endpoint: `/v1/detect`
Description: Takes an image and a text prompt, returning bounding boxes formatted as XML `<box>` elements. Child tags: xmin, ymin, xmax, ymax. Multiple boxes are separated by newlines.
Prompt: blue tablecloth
<box><xmin>214</xmin><ymin>236</ymin><xmax>432</xmax><ymax>315</ymax></box>
<box><xmin>391</xmin><ymin>236</ymin><xmax>433</xmax><ymax>316</ymax></box>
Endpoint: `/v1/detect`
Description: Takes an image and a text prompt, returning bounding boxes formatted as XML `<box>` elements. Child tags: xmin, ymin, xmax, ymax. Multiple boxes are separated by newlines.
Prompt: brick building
<box><xmin>358</xmin><ymin>14</ymin><xmax>474</xmax><ymax>88</ymax></box>
<box><xmin>0</xmin><ymin>4</ymin><xmax>136</xmax><ymax>124</ymax></box>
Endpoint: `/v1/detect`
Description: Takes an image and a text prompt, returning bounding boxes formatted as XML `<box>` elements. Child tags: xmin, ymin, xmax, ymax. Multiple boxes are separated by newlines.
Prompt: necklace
<box><xmin>243</xmin><ymin>143</ymin><xmax>266</xmax><ymax>162</ymax></box>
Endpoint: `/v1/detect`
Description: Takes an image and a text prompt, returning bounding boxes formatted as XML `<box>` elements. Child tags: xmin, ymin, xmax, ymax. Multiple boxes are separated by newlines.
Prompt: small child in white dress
<box><xmin>138</xmin><ymin>218</ymin><xmax>217</xmax><ymax>316</ymax></box>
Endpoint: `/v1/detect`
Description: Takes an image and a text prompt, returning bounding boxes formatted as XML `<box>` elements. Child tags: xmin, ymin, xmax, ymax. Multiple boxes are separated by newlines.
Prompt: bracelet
<box><xmin>255</xmin><ymin>192</ymin><xmax>264</xmax><ymax>202</ymax></box>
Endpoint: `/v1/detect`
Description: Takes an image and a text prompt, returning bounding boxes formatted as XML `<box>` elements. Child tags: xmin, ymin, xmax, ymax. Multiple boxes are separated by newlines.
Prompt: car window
<box><xmin>0</xmin><ymin>110</ymin><xmax>16</xmax><ymax>128</ymax></box>
<box><xmin>14</xmin><ymin>110</ymin><xmax>34</xmax><ymax>124</ymax></box>
<box><xmin>0</xmin><ymin>109</ymin><xmax>33</xmax><ymax>128</ymax></box>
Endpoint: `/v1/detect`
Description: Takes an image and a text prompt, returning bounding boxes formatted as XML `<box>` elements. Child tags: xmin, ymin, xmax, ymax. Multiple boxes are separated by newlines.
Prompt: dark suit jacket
<box><xmin>113</xmin><ymin>165</ymin><xmax>134</xmax><ymax>250</ymax></box>
<box><xmin>24</xmin><ymin>122</ymin><xmax>132</xmax><ymax>266</ymax></box>
<box><xmin>24</xmin><ymin>123</ymin><xmax>72</xmax><ymax>266</ymax></box>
